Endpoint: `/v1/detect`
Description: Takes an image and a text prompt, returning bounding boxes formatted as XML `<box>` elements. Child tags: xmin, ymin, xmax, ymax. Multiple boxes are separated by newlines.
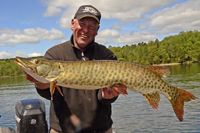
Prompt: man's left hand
<box><xmin>102</xmin><ymin>87</ymin><xmax>119</xmax><ymax>99</ymax></box>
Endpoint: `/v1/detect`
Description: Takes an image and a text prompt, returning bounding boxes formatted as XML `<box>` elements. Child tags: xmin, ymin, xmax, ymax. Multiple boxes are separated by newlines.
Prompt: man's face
<box><xmin>71</xmin><ymin>17</ymin><xmax>99</xmax><ymax>51</ymax></box>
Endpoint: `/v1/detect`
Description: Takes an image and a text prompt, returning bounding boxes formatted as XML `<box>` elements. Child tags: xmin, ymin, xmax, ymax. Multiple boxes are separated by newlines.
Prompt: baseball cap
<box><xmin>74</xmin><ymin>5</ymin><xmax>101</xmax><ymax>24</ymax></box>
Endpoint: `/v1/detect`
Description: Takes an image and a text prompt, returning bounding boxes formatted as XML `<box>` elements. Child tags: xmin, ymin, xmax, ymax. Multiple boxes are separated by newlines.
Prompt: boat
<box><xmin>0</xmin><ymin>99</ymin><xmax>48</xmax><ymax>133</ymax></box>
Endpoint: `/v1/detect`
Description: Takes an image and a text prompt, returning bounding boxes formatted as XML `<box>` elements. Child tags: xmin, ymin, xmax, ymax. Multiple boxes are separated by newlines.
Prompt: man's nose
<box><xmin>82</xmin><ymin>26</ymin><xmax>89</xmax><ymax>33</ymax></box>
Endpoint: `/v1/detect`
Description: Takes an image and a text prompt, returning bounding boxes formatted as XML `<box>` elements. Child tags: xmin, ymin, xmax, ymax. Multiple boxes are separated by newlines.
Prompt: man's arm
<box><xmin>98</xmin><ymin>88</ymin><xmax>119</xmax><ymax>104</ymax></box>
<box><xmin>25</xmin><ymin>72</ymin><xmax>51</xmax><ymax>100</ymax></box>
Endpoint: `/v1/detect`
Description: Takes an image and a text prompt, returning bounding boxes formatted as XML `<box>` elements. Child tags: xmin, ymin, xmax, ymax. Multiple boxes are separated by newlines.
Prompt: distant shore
<box><xmin>0</xmin><ymin>75</ymin><xmax>25</xmax><ymax>78</ymax></box>
<box><xmin>153</xmin><ymin>63</ymin><xmax>182</xmax><ymax>66</ymax></box>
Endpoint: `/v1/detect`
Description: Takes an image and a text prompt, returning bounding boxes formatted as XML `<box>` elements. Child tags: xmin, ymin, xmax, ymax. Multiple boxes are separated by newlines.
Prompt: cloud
<box><xmin>10</xmin><ymin>44</ymin><xmax>16</xmax><ymax>48</ymax></box>
<box><xmin>15</xmin><ymin>50</ymin><xmax>28</xmax><ymax>57</ymax></box>
<box><xmin>60</xmin><ymin>40</ymin><xmax>67</xmax><ymax>43</ymax></box>
<box><xmin>42</xmin><ymin>0</ymin><xmax>69</xmax><ymax>17</ymax></box>
<box><xmin>40</xmin><ymin>0</ymin><xmax>200</xmax><ymax>46</ymax></box>
<box><xmin>0</xmin><ymin>34</ymin><xmax>40</xmax><ymax>44</ymax></box>
<box><xmin>0</xmin><ymin>51</ymin><xmax>43</xmax><ymax>59</ymax></box>
<box><xmin>113</xmin><ymin>31</ymin><xmax>157</xmax><ymax>45</ymax></box>
<box><xmin>28</xmin><ymin>52</ymin><xmax>43</xmax><ymax>57</ymax></box>
<box><xmin>96</xmin><ymin>29</ymin><xmax>120</xmax><ymax>44</ymax></box>
<box><xmin>96</xmin><ymin>29</ymin><xmax>156</xmax><ymax>45</ymax></box>
<box><xmin>0</xmin><ymin>42</ymin><xmax>8</xmax><ymax>47</ymax></box>
<box><xmin>43</xmin><ymin>6</ymin><xmax>62</xmax><ymax>17</ymax></box>
<box><xmin>24</xmin><ymin>27</ymin><xmax>65</xmax><ymax>40</ymax></box>
<box><xmin>140</xmin><ymin>0</ymin><xmax>200</xmax><ymax>34</ymax></box>
<box><xmin>0</xmin><ymin>28</ymin><xmax>65</xmax><ymax>44</ymax></box>
<box><xmin>44</xmin><ymin>0</ymin><xmax>200</xmax><ymax>37</ymax></box>
<box><xmin>100</xmin><ymin>0</ymin><xmax>178</xmax><ymax>22</ymax></box>
<box><xmin>0</xmin><ymin>51</ymin><xmax>14</xmax><ymax>59</ymax></box>
<box><xmin>42</xmin><ymin>0</ymin><xmax>179</xmax><ymax>29</ymax></box>
<box><xmin>112</xmin><ymin>21</ymin><xmax>127</xmax><ymax>31</ymax></box>
<box><xmin>0</xmin><ymin>28</ymin><xmax>21</xmax><ymax>34</ymax></box>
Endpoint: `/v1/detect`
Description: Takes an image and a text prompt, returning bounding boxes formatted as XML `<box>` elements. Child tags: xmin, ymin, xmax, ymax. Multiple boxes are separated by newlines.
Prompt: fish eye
<box><xmin>32</xmin><ymin>59</ymin><xmax>39</xmax><ymax>64</ymax></box>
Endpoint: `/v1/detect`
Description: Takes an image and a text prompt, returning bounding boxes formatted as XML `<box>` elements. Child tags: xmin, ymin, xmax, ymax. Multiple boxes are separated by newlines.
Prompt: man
<box><xmin>26</xmin><ymin>5</ymin><xmax>119</xmax><ymax>133</ymax></box>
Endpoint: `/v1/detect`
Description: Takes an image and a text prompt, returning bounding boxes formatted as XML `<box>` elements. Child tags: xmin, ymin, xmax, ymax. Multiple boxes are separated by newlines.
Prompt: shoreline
<box><xmin>153</xmin><ymin>63</ymin><xmax>182</xmax><ymax>66</ymax></box>
<box><xmin>0</xmin><ymin>75</ymin><xmax>25</xmax><ymax>78</ymax></box>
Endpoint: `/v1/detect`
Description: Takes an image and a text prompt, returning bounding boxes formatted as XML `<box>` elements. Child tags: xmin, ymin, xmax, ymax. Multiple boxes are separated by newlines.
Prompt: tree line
<box><xmin>0</xmin><ymin>59</ymin><xmax>24</xmax><ymax>77</ymax></box>
<box><xmin>109</xmin><ymin>30</ymin><xmax>200</xmax><ymax>65</ymax></box>
<box><xmin>0</xmin><ymin>30</ymin><xmax>200</xmax><ymax>77</ymax></box>
<box><xmin>0</xmin><ymin>57</ymin><xmax>43</xmax><ymax>77</ymax></box>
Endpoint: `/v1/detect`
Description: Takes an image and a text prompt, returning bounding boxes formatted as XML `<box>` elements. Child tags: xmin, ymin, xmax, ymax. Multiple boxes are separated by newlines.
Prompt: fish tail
<box><xmin>169</xmin><ymin>86</ymin><xmax>197</xmax><ymax>122</ymax></box>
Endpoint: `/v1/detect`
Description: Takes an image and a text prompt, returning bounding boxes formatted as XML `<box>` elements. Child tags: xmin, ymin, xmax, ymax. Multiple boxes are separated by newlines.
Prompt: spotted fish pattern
<box><xmin>14</xmin><ymin>57</ymin><xmax>197</xmax><ymax>122</ymax></box>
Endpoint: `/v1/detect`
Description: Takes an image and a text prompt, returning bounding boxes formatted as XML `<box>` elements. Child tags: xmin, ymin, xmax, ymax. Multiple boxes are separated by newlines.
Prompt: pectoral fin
<box><xmin>50</xmin><ymin>82</ymin><xmax>56</xmax><ymax>100</ymax></box>
<box><xmin>111</xmin><ymin>83</ymin><xmax>128</xmax><ymax>96</ymax></box>
<box><xmin>56</xmin><ymin>85</ymin><xmax>64</xmax><ymax>97</ymax></box>
<box><xmin>50</xmin><ymin>82</ymin><xmax>64</xmax><ymax>100</ymax></box>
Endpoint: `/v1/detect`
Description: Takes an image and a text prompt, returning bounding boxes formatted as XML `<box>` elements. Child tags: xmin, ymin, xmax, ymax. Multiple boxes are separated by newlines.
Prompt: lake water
<box><xmin>0</xmin><ymin>63</ymin><xmax>200</xmax><ymax>133</ymax></box>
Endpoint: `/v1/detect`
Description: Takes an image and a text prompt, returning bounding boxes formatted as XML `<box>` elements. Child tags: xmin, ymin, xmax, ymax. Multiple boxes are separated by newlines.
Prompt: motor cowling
<box><xmin>15</xmin><ymin>99</ymin><xmax>48</xmax><ymax>133</ymax></box>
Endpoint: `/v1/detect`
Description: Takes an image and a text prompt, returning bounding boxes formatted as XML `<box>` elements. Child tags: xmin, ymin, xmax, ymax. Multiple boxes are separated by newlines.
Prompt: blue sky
<box><xmin>0</xmin><ymin>0</ymin><xmax>200</xmax><ymax>59</ymax></box>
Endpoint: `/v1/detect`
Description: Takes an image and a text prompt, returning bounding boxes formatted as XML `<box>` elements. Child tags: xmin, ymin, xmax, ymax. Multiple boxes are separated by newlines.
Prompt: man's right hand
<box><xmin>25</xmin><ymin>72</ymin><xmax>50</xmax><ymax>90</ymax></box>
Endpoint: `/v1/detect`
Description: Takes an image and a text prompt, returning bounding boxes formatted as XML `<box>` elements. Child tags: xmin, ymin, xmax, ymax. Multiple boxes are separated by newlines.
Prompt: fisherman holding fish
<box><xmin>18</xmin><ymin>4</ymin><xmax>197</xmax><ymax>133</ymax></box>
<box><xmin>25</xmin><ymin>5</ymin><xmax>119</xmax><ymax>133</ymax></box>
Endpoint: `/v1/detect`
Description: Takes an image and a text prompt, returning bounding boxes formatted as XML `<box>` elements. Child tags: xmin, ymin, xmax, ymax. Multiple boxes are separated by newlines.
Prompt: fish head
<box><xmin>14</xmin><ymin>57</ymin><xmax>61</xmax><ymax>81</ymax></box>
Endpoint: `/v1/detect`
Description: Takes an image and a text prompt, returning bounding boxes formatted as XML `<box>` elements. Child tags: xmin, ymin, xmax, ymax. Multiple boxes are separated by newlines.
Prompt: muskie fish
<box><xmin>14</xmin><ymin>57</ymin><xmax>197</xmax><ymax>122</ymax></box>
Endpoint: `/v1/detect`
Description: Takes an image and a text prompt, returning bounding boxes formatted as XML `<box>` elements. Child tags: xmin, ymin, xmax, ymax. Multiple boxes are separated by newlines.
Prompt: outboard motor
<box><xmin>15</xmin><ymin>99</ymin><xmax>48</xmax><ymax>133</ymax></box>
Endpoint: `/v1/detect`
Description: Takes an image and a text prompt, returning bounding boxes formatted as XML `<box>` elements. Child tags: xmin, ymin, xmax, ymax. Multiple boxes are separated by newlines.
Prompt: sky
<box><xmin>0</xmin><ymin>0</ymin><xmax>200</xmax><ymax>59</ymax></box>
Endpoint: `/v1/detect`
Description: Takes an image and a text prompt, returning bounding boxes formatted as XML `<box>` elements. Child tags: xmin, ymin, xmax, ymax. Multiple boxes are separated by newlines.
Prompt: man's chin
<box><xmin>76</xmin><ymin>42</ymin><xmax>88</xmax><ymax>49</ymax></box>
<box><xmin>78</xmin><ymin>40</ymin><xmax>91</xmax><ymax>46</ymax></box>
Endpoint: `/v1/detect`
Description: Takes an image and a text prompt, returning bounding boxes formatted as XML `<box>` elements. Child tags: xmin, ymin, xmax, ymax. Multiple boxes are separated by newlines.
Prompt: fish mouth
<box><xmin>14</xmin><ymin>57</ymin><xmax>36</xmax><ymax>72</ymax></box>
<box><xmin>14</xmin><ymin>58</ymin><xmax>25</xmax><ymax>68</ymax></box>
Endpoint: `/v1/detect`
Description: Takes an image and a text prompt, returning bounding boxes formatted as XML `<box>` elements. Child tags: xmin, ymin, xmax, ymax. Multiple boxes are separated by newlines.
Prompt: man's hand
<box><xmin>102</xmin><ymin>87</ymin><xmax>119</xmax><ymax>99</ymax></box>
<box><xmin>25</xmin><ymin>72</ymin><xmax>50</xmax><ymax>90</ymax></box>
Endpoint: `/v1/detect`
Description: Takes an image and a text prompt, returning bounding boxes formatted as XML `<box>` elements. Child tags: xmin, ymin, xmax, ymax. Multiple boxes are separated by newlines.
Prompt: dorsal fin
<box><xmin>144</xmin><ymin>65</ymin><xmax>170</xmax><ymax>78</ymax></box>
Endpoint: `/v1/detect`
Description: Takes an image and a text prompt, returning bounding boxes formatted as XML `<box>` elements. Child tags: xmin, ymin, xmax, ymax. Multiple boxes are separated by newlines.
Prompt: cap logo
<box><xmin>83</xmin><ymin>7</ymin><xmax>97</xmax><ymax>15</ymax></box>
